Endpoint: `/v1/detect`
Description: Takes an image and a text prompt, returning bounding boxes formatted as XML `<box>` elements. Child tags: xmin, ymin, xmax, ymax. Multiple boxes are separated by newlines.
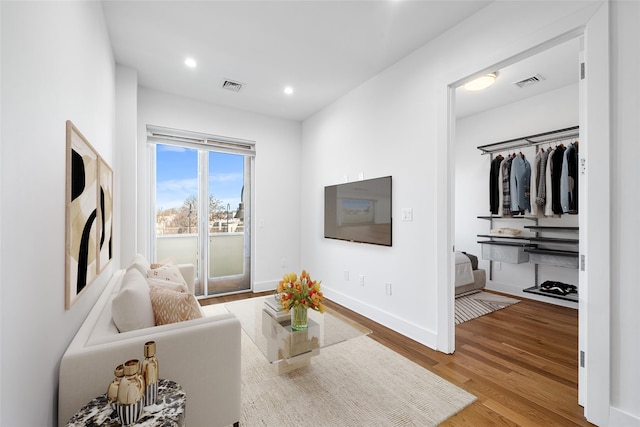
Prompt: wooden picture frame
<box><xmin>65</xmin><ymin>120</ymin><xmax>99</xmax><ymax>309</ymax></box>
<box><xmin>98</xmin><ymin>156</ymin><xmax>114</xmax><ymax>272</ymax></box>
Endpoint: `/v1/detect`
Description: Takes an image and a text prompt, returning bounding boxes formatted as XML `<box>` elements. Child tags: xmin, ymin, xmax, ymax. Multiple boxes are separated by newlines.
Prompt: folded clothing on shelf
<box><xmin>490</xmin><ymin>227</ymin><xmax>523</xmax><ymax>237</ymax></box>
<box><xmin>539</xmin><ymin>281</ymin><xmax>577</xmax><ymax>296</ymax></box>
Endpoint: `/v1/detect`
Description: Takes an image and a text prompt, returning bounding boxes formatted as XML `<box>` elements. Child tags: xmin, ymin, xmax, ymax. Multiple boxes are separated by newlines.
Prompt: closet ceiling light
<box><xmin>463</xmin><ymin>72</ymin><xmax>497</xmax><ymax>91</ymax></box>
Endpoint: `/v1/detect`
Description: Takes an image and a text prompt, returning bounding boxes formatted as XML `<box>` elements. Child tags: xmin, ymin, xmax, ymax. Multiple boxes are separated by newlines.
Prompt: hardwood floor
<box><xmin>200</xmin><ymin>291</ymin><xmax>592</xmax><ymax>426</ymax></box>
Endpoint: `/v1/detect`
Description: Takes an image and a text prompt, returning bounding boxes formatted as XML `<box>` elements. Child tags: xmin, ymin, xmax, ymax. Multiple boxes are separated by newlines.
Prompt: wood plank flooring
<box><xmin>200</xmin><ymin>291</ymin><xmax>592</xmax><ymax>426</ymax></box>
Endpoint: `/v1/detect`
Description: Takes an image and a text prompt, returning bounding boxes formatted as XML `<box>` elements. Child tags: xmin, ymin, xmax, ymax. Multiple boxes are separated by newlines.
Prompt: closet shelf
<box><xmin>477</xmin><ymin>240</ymin><xmax>536</xmax><ymax>247</ymax></box>
<box><xmin>476</xmin><ymin>125</ymin><xmax>579</xmax><ymax>155</ymax></box>
<box><xmin>528</xmin><ymin>237</ymin><xmax>579</xmax><ymax>244</ymax></box>
<box><xmin>525</xmin><ymin>226</ymin><xmax>579</xmax><ymax>231</ymax></box>
<box><xmin>477</xmin><ymin>234</ymin><xmax>531</xmax><ymax>241</ymax></box>
<box><xmin>524</xmin><ymin>248</ymin><xmax>579</xmax><ymax>257</ymax></box>
<box><xmin>523</xmin><ymin>286</ymin><xmax>579</xmax><ymax>303</ymax></box>
<box><xmin>477</xmin><ymin>215</ymin><xmax>537</xmax><ymax>221</ymax></box>
<box><xmin>477</xmin><ymin>234</ymin><xmax>578</xmax><ymax>244</ymax></box>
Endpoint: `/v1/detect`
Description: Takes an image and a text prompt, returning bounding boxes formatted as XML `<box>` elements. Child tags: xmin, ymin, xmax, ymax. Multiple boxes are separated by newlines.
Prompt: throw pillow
<box><xmin>149</xmin><ymin>287</ymin><xmax>203</xmax><ymax>326</ymax></box>
<box><xmin>147</xmin><ymin>264</ymin><xmax>187</xmax><ymax>287</ymax></box>
<box><xmin>128</xmin><ymin>253</ymin><xmax>151</xmax><ymax>278</ymax></box>
<box><xmin>149</xmin><ymin>257</ymin><xmax>175</xmax><ymax>270</ymax></box>
<box><xmin>147</xmin><ymin>277</ymin><xmax>188</xmax><ymax>293</ymax></box>
<box><xmin>112</xmin><ymin>268</ymin><xmax>156</xmax><ymax>332</ymax></box>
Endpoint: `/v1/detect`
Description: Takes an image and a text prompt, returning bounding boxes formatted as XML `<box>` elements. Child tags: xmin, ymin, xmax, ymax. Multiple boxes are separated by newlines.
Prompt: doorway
<box><xmin>438</xmin><ymin>5</ymin><xmax>611</xmax><ymax>424</ymax></box>
<box><xmin>454</xmin><ymin>36</ymin><xmax>581</xmax><ymax>308</ymax></box>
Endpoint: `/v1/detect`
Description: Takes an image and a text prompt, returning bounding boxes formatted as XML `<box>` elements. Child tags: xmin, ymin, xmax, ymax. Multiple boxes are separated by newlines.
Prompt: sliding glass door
<box><xmin>150</xmin><ymin>126</ymin><xmax>253</xmax><ymax>297</ymax></box>
<box><xmin>205</xmin><ymin>151</ymin><xmax>251</xmax><ymax>295</ymax></box>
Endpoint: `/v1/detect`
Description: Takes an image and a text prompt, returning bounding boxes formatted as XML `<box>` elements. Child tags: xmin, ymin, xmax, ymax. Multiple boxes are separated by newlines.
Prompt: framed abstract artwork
<box><xmin>65</xmin><ymin>121</ymin><xmax>99</xmax><ymax>309</ymax></box>
<box><xmin>98</xmin><ymin>157</ymin><xmax>114</xmax><ymax>272</ymax></box>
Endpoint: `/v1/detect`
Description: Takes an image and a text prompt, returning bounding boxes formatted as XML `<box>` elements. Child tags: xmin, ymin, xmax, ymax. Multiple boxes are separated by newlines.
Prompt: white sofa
<box><xmin>58</xmin><ymin>258</ymin><xmax>241</xmax><ymax>427</ymax></box>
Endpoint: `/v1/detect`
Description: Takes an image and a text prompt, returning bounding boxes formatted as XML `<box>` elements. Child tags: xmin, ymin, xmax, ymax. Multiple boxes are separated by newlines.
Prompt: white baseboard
<box><xmin>322</xmin><ymin>286</ymin><xmax>438</xmax><ymax>350</ymax></box>
<box><xmin>252</xmin><ymin>280</ymin><xmax>277</xmax><ymax>293</ymax></box>
<box><xmin>609</xmin><ymin>407</ymin><xmax>640</xmax><ymax>426</ymax></box>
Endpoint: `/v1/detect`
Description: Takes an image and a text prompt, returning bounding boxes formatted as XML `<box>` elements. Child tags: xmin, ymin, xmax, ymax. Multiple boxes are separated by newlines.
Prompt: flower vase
<box><xmin>291</xmin><ymin>305</ymin><xmax>308</xmax><ymax>330</ymax></box>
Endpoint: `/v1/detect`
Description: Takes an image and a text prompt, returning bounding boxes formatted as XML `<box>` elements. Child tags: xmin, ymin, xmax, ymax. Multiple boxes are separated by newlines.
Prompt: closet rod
<box><xmin>477</xmin><ymin>125</ymin><xmax>579</xmax><ymax>155</ymax></box>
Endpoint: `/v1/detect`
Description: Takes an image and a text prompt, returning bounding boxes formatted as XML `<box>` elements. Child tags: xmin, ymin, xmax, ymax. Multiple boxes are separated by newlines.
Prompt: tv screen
<box><xmin>324</xmin><ymin>176</ymin><xmax>392</xmax><ymax>246</ymax></box>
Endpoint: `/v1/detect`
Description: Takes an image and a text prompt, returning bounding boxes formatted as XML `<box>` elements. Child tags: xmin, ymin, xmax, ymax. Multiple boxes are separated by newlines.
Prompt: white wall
<box><xmin>0</xmin><ymin>2</ymin><xmax>115</xmax><ymax>425</ymax></box>
<box><xmin>609</xmin><ymin>1</ymin><xmax>640</xmax><ymax>424</ymax></box>
<box><xmin>304</xmin><ymin>0</ymin><xmax>639</xmax><ymax>423</ymax></box>
<box><xmin>455</xmin><ymin>83</ymin><xmax>579</xmax><ymax>307</ymax></box>
<box><xmin>134</xmin><ymin>88</ymin><xmax>302</xmax><ymax>291</ymax></box>
<box><xmin>116</xmin><ymin>66</ymin><xmax>139</xmax><ymax>269</ymax></box>
<box><xmin>302</xmin><ymin>0</ymin><xmax>598</xmax><ymax>350</ymax></box>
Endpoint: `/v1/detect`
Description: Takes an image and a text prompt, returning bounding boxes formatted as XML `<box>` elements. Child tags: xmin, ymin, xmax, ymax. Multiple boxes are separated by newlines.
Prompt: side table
<box><xmin>66</xmin><ymin>379</ymin><xmax>186</xmax><ymax>426</ymax></box>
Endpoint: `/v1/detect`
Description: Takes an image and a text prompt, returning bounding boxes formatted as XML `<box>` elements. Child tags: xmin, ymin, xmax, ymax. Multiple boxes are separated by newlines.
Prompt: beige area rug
<box><xmin>239</xmin><ymin>328</ymin><xmax>476</xmax><ymax>426</ymax></box>
<box><xmin>455</xmin><ymin>291</ymin><xmax>520</xmax><ymax>325</ymax></box>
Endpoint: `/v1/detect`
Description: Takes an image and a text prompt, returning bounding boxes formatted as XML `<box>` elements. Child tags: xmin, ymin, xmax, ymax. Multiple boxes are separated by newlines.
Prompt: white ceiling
<box><xmin>102</xmin><ymin>0</ymin><xmax>491</xmax><ymax>121</ymax></box>
<box><xmin>456</xmin><ymin>37</ymin><xmax>580</xmax><ymax>119</ymax></box>
<box><xmin>101</xmin><ymin>1</ymin><xmax>578</xmax><ymax>122</ymax></box>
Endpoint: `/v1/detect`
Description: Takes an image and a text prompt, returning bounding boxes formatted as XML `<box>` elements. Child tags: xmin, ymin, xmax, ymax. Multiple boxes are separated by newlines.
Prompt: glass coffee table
<box><xmin>225</xmin><ymin>296</ymin><xmax>370</xmax><ymax>374</ymax></box>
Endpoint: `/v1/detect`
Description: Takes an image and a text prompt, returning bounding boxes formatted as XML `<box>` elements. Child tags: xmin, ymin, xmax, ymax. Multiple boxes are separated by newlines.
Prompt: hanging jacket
<box><xmin>510</xmin><ymin>154</ymin><xmax>531</xmax><ymax>213</ymax></box>
<box><xmin>489</xmin><ymin>155</ymin><xmax>503</xmax><ymax>214</ymax></box>
<box><xmin>501</xmin><ymin>156</ymin><xmax>514</xmax><ymax>216</ymax></box>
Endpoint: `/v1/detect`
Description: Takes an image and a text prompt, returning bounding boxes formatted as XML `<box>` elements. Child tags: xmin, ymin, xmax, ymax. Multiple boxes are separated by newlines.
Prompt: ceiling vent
<box><xmin>222</xmin><ymin>79</ymin><xmax>243</xmax><ymax>92</ymax></box>
<box><xmin>513</xmin><ymin>73</ymin><xmax>546</xmax><ymax>89</ymax></box>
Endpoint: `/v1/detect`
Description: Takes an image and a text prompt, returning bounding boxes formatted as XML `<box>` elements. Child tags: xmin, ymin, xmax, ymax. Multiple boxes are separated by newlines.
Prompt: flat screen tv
<box><xmin>324</xmin><ymin>176</ymin><xmax>392</xmax><ymax>246</ymax></box>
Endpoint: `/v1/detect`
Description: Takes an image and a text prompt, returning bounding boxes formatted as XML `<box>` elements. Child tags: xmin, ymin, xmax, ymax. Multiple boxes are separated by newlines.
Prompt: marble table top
<box><xmin>66</xmin><ymin>379</ymin><xmax>186</xmax><ymax>426</ymax></box>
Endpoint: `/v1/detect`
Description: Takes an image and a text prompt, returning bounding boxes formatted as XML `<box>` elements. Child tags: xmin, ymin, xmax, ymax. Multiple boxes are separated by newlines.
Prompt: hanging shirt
<box><xmin>551</xmin><ymin>145</ymin><xmax>566</xmax><ymax>215</ymax></box>
<box><xmin>544</xmin><ymin>148</ymin><xmax>555</xmax><ymax>217</ymax></box>
<box><xmin>562</xmin><ymin>143</ymin><xmax>579</xmax><ymax>213</ymax></box>
<box><xmin>510</xmin><ymin>154</ymin><xmax>531</xmax><ymax>214</ymax></box>
<box><xmin>497</xmin><ymin>157</ymin><xmax>506</xmax><ymax>216</ymax></box>
<box><xmin>530</xmin><ymin>151</ymin><xmax>541</xmax><ymax>216</ymax></box>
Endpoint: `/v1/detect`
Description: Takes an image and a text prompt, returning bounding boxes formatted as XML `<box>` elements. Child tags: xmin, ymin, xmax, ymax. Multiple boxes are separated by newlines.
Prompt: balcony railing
<box><xmin>156</xmin><ymin>233</ymin><xmax>245</xmax><ymax>279</ymax></box>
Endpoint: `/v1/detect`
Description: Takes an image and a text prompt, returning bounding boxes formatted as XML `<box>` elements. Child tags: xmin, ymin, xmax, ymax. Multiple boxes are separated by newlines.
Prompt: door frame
<box><xmin>436</xmin><ymin>3</ymin><xmax>610</xmax><ymax>425</ymax></box>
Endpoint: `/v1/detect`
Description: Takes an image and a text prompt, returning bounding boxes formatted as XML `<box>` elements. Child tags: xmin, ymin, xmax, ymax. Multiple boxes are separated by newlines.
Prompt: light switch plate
<box><xmin>401</xmin><ymin>208</ymin><xmax>413</xmax><ymax>221</ymax></box>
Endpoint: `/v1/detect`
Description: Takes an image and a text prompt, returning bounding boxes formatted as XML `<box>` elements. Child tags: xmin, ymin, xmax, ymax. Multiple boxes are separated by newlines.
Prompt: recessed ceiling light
<box><xmin>184</xmin><ymin>57</ymin><xmax>197</xmax><ymax>68</ymax></box>
<box><xmin>463</xmin><ymin>72</ymin><xmax>497</xmax><ymax>91</ymax></box>
<box><xmin>283</xmin><ymin>86</ymin><xmax>294</xmax><ymax>95</ymax></box>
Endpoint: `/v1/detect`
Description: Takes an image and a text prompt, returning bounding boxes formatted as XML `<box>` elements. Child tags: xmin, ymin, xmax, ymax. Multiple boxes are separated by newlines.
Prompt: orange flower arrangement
<box><xmin>276</xmin><ymin>270</ymin><xmax>325</xmax><ymax>314</ymax></box>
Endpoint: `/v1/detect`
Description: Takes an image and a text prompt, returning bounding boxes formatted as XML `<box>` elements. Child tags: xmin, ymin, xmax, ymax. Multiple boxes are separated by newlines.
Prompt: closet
<box><xmin>476</xmin><ymin>126</ymin><xmax>580</xmax><ymax>304</ymax></box>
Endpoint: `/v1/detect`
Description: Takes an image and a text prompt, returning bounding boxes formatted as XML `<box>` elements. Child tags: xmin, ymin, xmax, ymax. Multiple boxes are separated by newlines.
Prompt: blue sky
<box><xmin>156</xmin><ymin>145</ymin><xmax>244</xmax><ymax>211</ymax></box>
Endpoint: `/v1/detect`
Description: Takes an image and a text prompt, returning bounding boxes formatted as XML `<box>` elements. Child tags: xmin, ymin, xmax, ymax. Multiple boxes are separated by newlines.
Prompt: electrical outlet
<box><xmin>495</xmin><ymin>261</ymin><xmax>502</xmax><ymax>270</ymax></box>
<box><xmin>359</xmin><ymin>275</ymin><xmax>365</xmax><ymax>286</ymax></box>
<box><xmin>281</xmin><ymin>259</ymin><xmax>287</xmax><ymax>268</ymax></box>
<box><xmin>344</xmin><ymin>271</ymin><xmax>350</xmax><ymax>281</ymax></box>
<box><xmin>385</xmin><ymin>282</ymin><xmax>392</xmax><ymax>295</ymax></box>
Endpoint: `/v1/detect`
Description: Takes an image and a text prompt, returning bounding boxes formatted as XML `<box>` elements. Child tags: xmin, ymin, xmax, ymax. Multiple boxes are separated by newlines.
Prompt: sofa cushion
<box><xmin>150</xmin><ymin>286</ymin><xmax>203</xmax><ymax>326</ymax></box>
<box><xmin>112</xmin><ymin>268</ymin><xmax>156</xmax><ymax>332</ymax></box>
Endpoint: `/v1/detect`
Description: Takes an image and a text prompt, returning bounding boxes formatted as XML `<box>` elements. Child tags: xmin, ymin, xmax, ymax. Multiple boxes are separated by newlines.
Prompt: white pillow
<box><xmin>147</xmin><ymin>277</ymin><xmax>188</xmax><ymax>293</ymax></box>
<box><xmin>147</xmin><ymin>264</ymin><xmax>188</xmax><ymax>288</ymax></box>
<box><xmin>112</xmin><ymin>268</ymin><xmax>155</xmax><ymax>333</ymax></box>
<box><xmin>128</xmin><ymin>253</ymin><xmax>151</xmax><ymax>278</ymax></box>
